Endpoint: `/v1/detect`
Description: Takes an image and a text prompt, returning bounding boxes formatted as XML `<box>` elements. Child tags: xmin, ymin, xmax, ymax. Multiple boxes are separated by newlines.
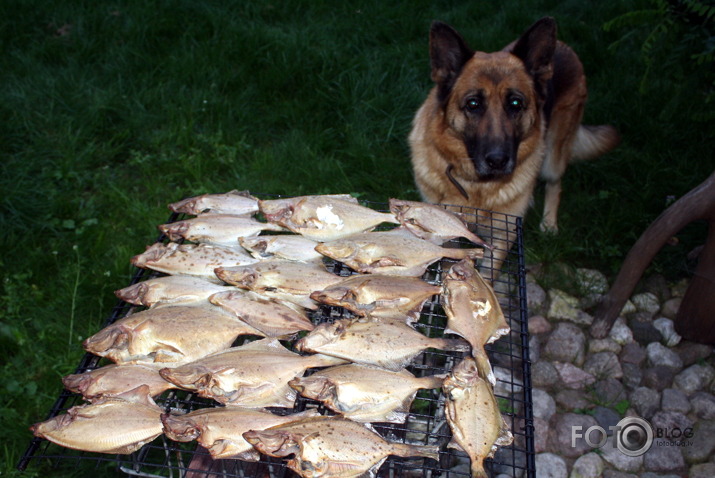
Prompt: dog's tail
<box><xmin>571</xmin><ymin>124</ymin><xmax>620</xmax><ymax>162</ymax></box>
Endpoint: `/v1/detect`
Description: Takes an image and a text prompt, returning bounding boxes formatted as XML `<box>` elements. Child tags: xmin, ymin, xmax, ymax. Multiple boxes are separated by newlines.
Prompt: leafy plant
<box><xmin>604</xmin><ymin>0</ymin><xmax>715</xmax><ymax>115</ymax></box>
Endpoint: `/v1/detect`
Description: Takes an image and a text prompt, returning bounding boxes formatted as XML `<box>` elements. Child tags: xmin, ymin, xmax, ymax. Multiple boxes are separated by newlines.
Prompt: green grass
<box><xmin>1</xmin><ymin>0</ymin><xmax>713</xmax><ymax>476</ymax></box>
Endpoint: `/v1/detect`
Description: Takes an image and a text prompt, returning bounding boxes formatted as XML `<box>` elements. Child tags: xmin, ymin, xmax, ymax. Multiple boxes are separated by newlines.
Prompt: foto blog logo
<box><xmin>572</xmin><ymin>417</ymin><xmax>654</xmax><ymax>457</ymax></box>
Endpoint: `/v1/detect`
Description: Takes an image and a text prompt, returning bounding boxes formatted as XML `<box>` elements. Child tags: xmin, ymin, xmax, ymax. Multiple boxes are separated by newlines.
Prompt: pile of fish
<box><xmin>30</xmin><ymin>191</ymin><xmax>514</xmax><ymax>478</ymax></box>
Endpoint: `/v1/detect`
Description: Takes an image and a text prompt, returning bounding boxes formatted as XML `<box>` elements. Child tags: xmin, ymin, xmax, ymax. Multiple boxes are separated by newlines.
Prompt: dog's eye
<box><xmin>464</xmin><ymin>98</ymin><xmax>482</xmax><ymax>112</ymax></box>
<box><xmin>507</xmin><ymin>96</ymin><xmax>524</xmax><ymax>112</ymax></box>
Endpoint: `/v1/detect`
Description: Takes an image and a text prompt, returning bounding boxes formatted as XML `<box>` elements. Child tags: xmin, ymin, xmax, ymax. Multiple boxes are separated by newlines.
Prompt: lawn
<box><xmin>2</xmin><ymin>0</ymin><xmax>713</xmax><ymax>476</ymax></box>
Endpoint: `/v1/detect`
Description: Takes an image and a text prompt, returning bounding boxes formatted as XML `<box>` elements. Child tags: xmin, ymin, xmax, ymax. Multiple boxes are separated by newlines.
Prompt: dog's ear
<box><xmin>510</xmin><ymin>17</ymin><xmax>557</xmax><ymax>96</ymax></box>
<box><xmin>429</xmin><ymin>21</ymin><xmax>473</xmax><ymax>103</ymax></box>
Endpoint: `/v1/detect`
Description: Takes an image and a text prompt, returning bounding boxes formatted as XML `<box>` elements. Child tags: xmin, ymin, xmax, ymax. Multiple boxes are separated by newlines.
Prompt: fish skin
<box><xmin>158</xmin><ymin>338</ymin><xmax>346</xmax><ymax>408</ymax></box>
<box><xmin>258</xmin><ymin>194</ymin><xmax>358</xmax><ymax>222</ymax></box>
<box><xmin>294</xmin><ymin>317</ymin><xmax>469</xmax><ymax>371</ymax></box>
<box><xmin>131</xmin><ymin>242</ymin><xmax>258</xmax><ymax>283</ymax></box>
<box><xmin>30</xmin><ymin>385</ymin><xmax>164</xmax><ymax>454</ymax></box>
<box><xmin>239</xmin><ymin>235</ymin><xmax>324</xmax><ymax>263</ymax></box>
<box><xmin>443</xmin><ymin>357</ymin><xmax>513</xmax><ymax>478</ymax></box>
<box><xmin>209</xmin><ymin>290</ymin><xmax>315</xmax><ymax>338</ymax></box>
<box><xmin>259</xmin><ymin>195</ymin><xmax>398</xmax><ymax>241</ymax></box>
<box><xmin>309</xmin><ymin>274</ymin><xmax>441</xmax><ymax>321</ymax></box>
<box><xmin>115</xmin><ymin>275</ymin><xmax>235</xmax><ymax>308</ymax></box>
<box><xmin>441</xmin><ymin>259</ymin><xmax>510</xmax><ymax>385</ymax></box>
<box><xmin>288</xmin><ymin>364</ymin><xmax>444</xmax><ymax>423</ymax></box>
<box><xmin>62</xmin><ymin>363</ymin><xmax>175</xmax><ymax>401</ymax></box>
<box><xmin>215</xmin><ymin>259</ymin><xmax>345</xmax><ymax>310</ymax></box>
<box><xmin>389</xmin><ymin>198</ymin><xmax>491</xmax><ymax>248</ymax></box>
<box><xmin>168</xmin><ymin>190</ymin><xmax>259</xmax><ymax>216</ymax></box>
<box><xmin>83</xmin><ymin>304</ymin><xmax>264</xmax><ymax>365</ymax></box>
<box><xmin>243</xmin><ymin>415</ymin><xmax>439</xmax><ymax>478</ymax></box>
<box><xmin>158</xmin><ymin>214</ymin><xmax>285</xmax><ymax>247</ymax></box>
<box><xmin>315</xmin><ymin>228</ymin><xmax>483</xmax><ymax>276</ymax></box>
<box><xmin>161</xmin><ymin>407</ymin><xmax>320</xmax><ymax>460</ymax></box>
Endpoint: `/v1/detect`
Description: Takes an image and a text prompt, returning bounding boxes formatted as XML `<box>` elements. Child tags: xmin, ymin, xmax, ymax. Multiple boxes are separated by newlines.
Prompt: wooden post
<box><xmin>590</xmin><ymin>170</ymin><xmax>715</xmax><ymax>341</ymax></box>
<box><xmin>676</xmin><ymin>218</ymin><xmax>715</xmax><ymax>343</ymax></box>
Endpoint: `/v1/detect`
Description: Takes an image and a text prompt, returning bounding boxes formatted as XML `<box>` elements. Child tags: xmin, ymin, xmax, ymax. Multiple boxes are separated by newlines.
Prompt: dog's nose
<box><xmin>485</xmin><ymin>152</ymin><xmax>510</xmax><ymax>170</ymax></box>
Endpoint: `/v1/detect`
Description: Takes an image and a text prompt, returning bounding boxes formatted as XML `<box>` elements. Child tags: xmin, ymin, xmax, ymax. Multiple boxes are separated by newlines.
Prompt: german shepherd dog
<box><xmin>410</xmin><ymin>17</ymin><xmax>619</xmax><ymax>270</ymax></box>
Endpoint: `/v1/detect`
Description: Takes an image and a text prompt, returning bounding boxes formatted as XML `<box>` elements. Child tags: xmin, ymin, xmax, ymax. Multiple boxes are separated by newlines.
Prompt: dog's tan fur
<box><xmin>410</xmin><ymin>17</ymin><xmax>619</xmax><ymax>270</ymax></box>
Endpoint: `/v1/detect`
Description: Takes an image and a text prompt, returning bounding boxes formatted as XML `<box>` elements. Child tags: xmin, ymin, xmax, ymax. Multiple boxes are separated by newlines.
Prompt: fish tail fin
<box><xmin>474</xmin><ymin>350</ymin><xmax>496</xmax><ymax>387</ymax></box>
<box><xmin>442</xmin><ymin>248</ymin><xmax>484</xmax><ymax>261</ymax></box>
<box><xmin>418</xmin><ymin>373</ymin><xmax>448</xmax><ymax>390</ymax></box>
<box><xmin>392</xmin><ymin>443</ymin><xmax>440</xmax><ymax>462</ymax></box>
<box><xmin>465</xmin><ymin>230</ymin><xmax>493</xmax><ymax>250</ymax></box>
<box><xmin>435</xmin><ymin>337</ymin><xmax>471</xmax><ymax>353</ymax></box>
<box><xmin>470</xmin><ymin>459</ymin><xmax>489</xmax><ymax>478</ymax></box>
<box><xmin>309</xmin><ymin>353</ymin><xmax>350</xmax><ymax>368</ymax></box>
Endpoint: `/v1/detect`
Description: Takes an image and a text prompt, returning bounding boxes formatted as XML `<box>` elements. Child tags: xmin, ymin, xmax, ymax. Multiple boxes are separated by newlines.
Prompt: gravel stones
<box><xmin>544</xmin><ymin>322</ymin><xmax>587</xmax><ymax>365</ymax></box>
<box><xmin>646</xmin><ymin>342</ymin><xmax>683</xmax><ymax>369</ymax></box>
<box><xmin>535</xmin><ymin>453</ymin><xmax>568</xmax><ymax>478</ymax></box>
<box><xmin>673</xmin><ymin>363</ymin><xmax>715</xmax><ymax>393</ymax></box>
<box><xmin>524</xmin><ymin>272</ymin><xmax>713</xmax><ymax>477</ymax></box>
<box><xmin>570</xmin><ymin>452</ymin><xmax>605</xmax><ymax>478</ymax></box>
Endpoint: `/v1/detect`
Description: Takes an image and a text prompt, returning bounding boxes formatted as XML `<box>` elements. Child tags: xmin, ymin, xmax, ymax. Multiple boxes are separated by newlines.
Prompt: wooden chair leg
<box><xmin>590</xmin><ymin>170</ymin><xmax>715</xmax><ymax>340</ymax></box>
<box><xmin>675</xmin><ymin>219</ymin><xmax>715</xmax><ymax>343</ymax></box>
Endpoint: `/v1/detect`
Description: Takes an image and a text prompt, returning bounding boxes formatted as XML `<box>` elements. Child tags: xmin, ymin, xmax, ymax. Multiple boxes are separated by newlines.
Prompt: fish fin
<box><xmin>443</xmin><ymin>247</ymin><xmax>484</xmax><ymax>261</ymax></box>
<box><xmin>447</xmin><ymin>437</ymin><xmax>464</xmax><ymax>451</ymax></box>
<box><xmin>485</xmin><ymin>320</ymin><xmax>511</xmax><ymax>345</ymax></box>
<box><xmin>153</xmin><ymin>348</ymin><xmax>185</xmax><ymax>363</ymax></box>
<box><xmin>417</xmin><ymin>373</ymin><xmax>448</xmax><ymax>390</ymax></box>
<box><xmin>308</xmin><ymin>353</ymin><xmax>350</xmax><ymax>368</ymax></box>
<box><xmin>210</xmin><ymin>439</ymin><xmax>260</xmax><ymax>461</ymax></box>
<box><xmin>392</xmin><ymin>443</ymin><xmax>440</xmax><ymax>462</ymax></box>
<box><xmin>114</xmin><ymin>385</ymin><xmax>156</xmax><ymax>406</ymax></box>
<box><xmin>473</xmin><ymin>351</ymin><xmax>496</xmax><ymax>387</ymax></box>
<box><xmin>383</xmin><ymin>409</ymin><xmax>409</xmax><ymax>424</ymax></box>
<box><xmin>470</xmin><ymin>459</ymin><xmax>489</xmax><ymax>478</ymax></box>
<box><xmin>434</xmin><ymin>337</ymin><xmax>471</xmax><ymax>353</ymax></box>
<box><xmin>371</xmin><ymin>256</ymin><xmax>405</xmax><ymax>267</ymax></box>
<box><xmin>496</xmin><ymin>418</ymin><xmax>515</xmax><ymax>448</ymax></box>
<box><xmin>386</xmin><ymin>396</ymin><xmax>415</xmax><ymax>424</ymax></box>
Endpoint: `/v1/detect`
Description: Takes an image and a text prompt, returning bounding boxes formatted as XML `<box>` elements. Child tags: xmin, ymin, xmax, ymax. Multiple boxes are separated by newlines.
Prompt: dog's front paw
<box><xmin>539</xmin><ymin>219</ymin><xmax>559</xmax><ymax>234</ymax></box>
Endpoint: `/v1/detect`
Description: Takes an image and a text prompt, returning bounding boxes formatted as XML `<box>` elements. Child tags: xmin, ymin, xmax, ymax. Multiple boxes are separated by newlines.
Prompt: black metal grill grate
<box><xmin>18</xmin><ymin>201</ymin><xmax>535</xmax><ymax>477</ymax></box>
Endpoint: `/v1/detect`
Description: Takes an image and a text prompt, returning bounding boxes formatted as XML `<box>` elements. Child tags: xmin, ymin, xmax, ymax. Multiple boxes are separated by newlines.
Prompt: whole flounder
<box><xmin>63</xmin><ymin>363</ymin><xmax>175</xmax><ymax>401</ymax></box>
<box><xmin>158</xmin><ymin>214</ymin><xmax>284</xmax><ymax>248</ymax></box>
<box><xmin>295</xmin><ymin>317</ymin><xmax>469</xmax><ymax>371</ymax></box>
<box><xmin>161</xmin><ymin>407</ymin><xmax>320</xmax><ymax>460</ymax></box>
<box><xmin>239</xmin><ymin>235</ymin><xmax>324</xmax><ymax>263</ymax></box>
<box><xmin>215</xmin><ymin>259</ymin><xmax>346</xmax><ymax>310</ymax></box>
<box><xmin>315</xmin><ymin>228</ymin><xmax>483</xmax><ymax>276</ymax></box>
<box><xmin>310</xmin><ymin>274</ymin><xmax>441</xmax><ymax>321</ymax></box>
<box><xmin>158</xmin><ymin>338</ymin><xmax>345</xmax><ymax>408</ymax></box>
<box><xmin>289</xmin><ymin>364</ymin><xmax>444</xmax><ymax>423</ymax></box>
<box><xmin>131</xmin><ymin>242</ymin><xmax>257</xmax><ymax>283</ymax></box>
<box><xmin>30</xmin><ymin>385</ymin><xmax>163</xmax><ymax>454</ymax></box>
<box><xmin>389</xmin><ymin>198</ymin><xmax>490</xmax><ymax>247</ymax></box>
<box><xmin>83</xmin><ymin>304</ymin><xmax>263</xmax><ymax>365</ymax></box>
<box><xmin>243</xmin><ymin>415</ymin><xmax>439</xmax><ymax>478</ymax></box>
<box><xmin>442</xmin><ymin>259</ymin><xmax>510</xmax><ymax>385</ymax></box>
<box><xmin>443</xmin><ymin>357</ymin><xmax>513</xmax><ymax>478</ymax></box>
<box><xmin>115</xmin><ymin>275</ymin><xmax>235</xmax><ymax>308</ymax></box>
<box><xmin>259</xmin><ymin>195</ymin><xmax>397</xmax><ymax>241</ymax></box>
<box><xmin>168</xmin><ymin>190</ymin><xmax>259</xmax><ymax>216</ymax></box>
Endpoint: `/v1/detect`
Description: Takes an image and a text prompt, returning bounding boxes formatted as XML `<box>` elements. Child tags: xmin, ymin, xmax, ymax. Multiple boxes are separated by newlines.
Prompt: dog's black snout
<box><xmin>485</xmin><ymin>151</ymin><xmax>510</xmax><ymax>170</ymax></box>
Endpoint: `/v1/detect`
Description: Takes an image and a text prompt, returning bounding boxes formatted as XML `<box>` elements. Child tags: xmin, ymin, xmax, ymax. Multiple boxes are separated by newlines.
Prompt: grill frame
<box><xmin>18</xmin><ymin>200</ymin><xmax>535</xmax><ymax>478</ymax></box>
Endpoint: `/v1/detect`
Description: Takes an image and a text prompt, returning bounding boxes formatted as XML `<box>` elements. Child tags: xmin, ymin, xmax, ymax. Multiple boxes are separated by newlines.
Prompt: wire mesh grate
<box><xmin>18</xmin><ymin>200</ymin><xmax>535</xmax><ymax>477</ymax></box>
